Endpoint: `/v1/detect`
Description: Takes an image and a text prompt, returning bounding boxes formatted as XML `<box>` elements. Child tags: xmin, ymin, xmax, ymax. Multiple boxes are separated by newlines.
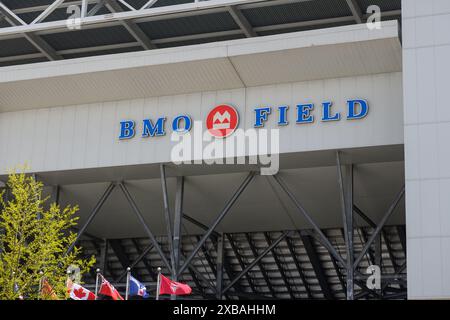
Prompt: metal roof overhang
<box><xmin>0</xmin><ymin>20</ymin><xmax>401</xmax><ymax>112</ymax></box>
<box><xmin>0</xmin><ymin>0</ymin><xmax>402</xmax><ymax>67</ymax></box>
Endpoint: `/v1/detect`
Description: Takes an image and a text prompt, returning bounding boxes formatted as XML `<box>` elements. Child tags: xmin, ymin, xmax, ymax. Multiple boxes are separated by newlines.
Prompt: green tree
<box><xmin>0</xmin><ymin>170</ymin><xmax>95</xmax><ymax>300</ymax></box>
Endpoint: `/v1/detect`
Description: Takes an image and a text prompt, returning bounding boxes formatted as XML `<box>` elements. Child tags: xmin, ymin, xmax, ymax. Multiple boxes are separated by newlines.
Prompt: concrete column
<box><xmin>402</xmin><ymin>0</ymin><xmax>450</xmax><ymax>299</ymax></box>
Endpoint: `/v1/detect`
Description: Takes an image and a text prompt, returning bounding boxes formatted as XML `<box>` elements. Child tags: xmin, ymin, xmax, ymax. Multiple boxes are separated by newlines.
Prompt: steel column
<box><xmin>160</xmin><ymin>164</ymin><xmax>175</xmax><ymax>273</ymax></box>
<box><xmin>222</xmin><ymin>231</ymin><xmax>291</xmax><ymax>295</ymax></box>
<box><xmin>65</xmin><ymin>182</ymin><xmax>115</xmax><ymax>255</ymax></box>
<box><xmin>178</xmin><ymin>171</ymin><xmax>255</xmax><ymax>277</ymax></box>
<box><xmin>52</xmin><ymin>185</ymin><xmax>60</xmax><ymax>205</ymax></box>
<box><xmin>216</xmin><ymin>233</ymin><xmax>224</xmax><ymax>299</ymax></box>
<box><xmin>119</xmin><ymin>182</ymin><xmax>172</xmax><ymax>271</ymax></box>
<box><xmin>173</xmin><ymin>176</ymin><xmax>184</xmax><ymax>280</ymax></box>
<box><xmin>336</xmin><ymin>152</ymin><xmax>354</xmax><ymax>300</ymax></box>
<box><xmin>99</xmin><ymin>239</ymin><xmax>109</xmax><ymax>275</ymax></box>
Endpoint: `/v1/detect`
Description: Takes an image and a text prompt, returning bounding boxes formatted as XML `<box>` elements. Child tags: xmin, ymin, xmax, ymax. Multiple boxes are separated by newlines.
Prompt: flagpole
<box><xmin>156</xmin><ymin>267</ymin><xmax>161</xmax><ymax>301</ymax></box>
<box><xmin>38</xmin><ymin>271</ymin><xmax>44</xmax><ymax>300</ymax></box>
<box><xmin>94</xmin><ymin>268</ymin><xmax>100</xmax><ymax>300</ymax></box>
<box><xmin>125</xmin><ymin>267</ymin><xmax>131</xmax><ymax>300</ymax></box>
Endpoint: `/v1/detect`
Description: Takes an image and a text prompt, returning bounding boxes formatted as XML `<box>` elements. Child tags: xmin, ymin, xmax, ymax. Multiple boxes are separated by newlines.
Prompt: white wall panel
<box><xmin>403</xmin><ymin>0</ymin><xmax>450</xmax><ymax>299</ymax></box>
<box><xmin>0</xmin><ymin>72</ymin><xmax>403</xmax><ymax>175</ymax></box>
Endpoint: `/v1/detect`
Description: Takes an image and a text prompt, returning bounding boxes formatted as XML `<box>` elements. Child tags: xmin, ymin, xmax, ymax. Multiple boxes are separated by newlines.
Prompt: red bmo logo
<box><xmin>206</xmin><ymin>104</ymin><xmax>239</xmax><ymax>138</ymax></box>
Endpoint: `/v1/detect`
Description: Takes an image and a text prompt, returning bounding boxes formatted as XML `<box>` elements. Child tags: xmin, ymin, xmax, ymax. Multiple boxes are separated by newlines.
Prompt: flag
<box><xmin>41</xmin><ymin>279</ymin><xmax>59</xmax><ymax>300</ymax></box>
<box><xmin>67</xmin><ymin>279</ymin><xmax>96</xmax><ymax>300</ymax></box>
<box><xmin>98</xmin><ymin>275</ymin><xmax>124</xmax><ymax>300</ymax></box>
<box><xmin>159</xmin><ymin>274</ymin><xmax>192</xmax><ymax>296</ymax></box>
<box><xmin>129</xmin><ymin>276</ymin><xmax>149</xmax><ymax>298</ymax></box>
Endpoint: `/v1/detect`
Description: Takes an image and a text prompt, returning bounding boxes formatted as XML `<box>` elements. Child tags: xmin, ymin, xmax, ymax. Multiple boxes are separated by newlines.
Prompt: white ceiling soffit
<box><xmin>0</xmin><ymin>21</ymin><xmax>401</xmax><ymax>112</ymax></box>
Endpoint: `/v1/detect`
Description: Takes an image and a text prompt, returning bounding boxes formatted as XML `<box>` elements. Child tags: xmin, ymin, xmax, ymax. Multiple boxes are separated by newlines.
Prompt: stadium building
<box><xmin>0</xmin><ymin>0</ymin><xmax>447</xmax><ymax>300</ymax></box>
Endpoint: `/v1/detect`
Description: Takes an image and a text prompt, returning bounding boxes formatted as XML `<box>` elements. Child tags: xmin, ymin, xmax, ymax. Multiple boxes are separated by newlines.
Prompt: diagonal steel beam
<box><xmin>117</xmin><ymin>0</ymin><xmax>136</xmax><ymax>11</ymax></box>
<box><xmin>0</xmin><ymin>2</ymin><xmax>27</xmax><ymax>25</ymax></box>
<box><xmin>301</xmin><ymin>234</ymin><xmax>334</xmax><ymax>300</ymax></box>
<box><xmin>285</xmin><ymin>236</ymin><xmax>312</xmax><ymax>299</ymax></box>
<box><xmin>345</xmin><ymin>0</ymin><xmax>363</xmax><ymax>24</ymax></box>
<box><xmin>66</xmin><ymin>182</ymin><xmax>116</xmax><ymax>255</ymax></box>
<box><xmin>382</xmin><ymin>230</ymin><xmax>398</xmax><ymax>269</ymax></box>
<box><xmin>245</xmin><ymin>233</ymin><xmax>275</xmax><ymax>297</ymax></box>
<box><xmin>353</xmin><ymin>186</ymin><xmax>405</xmax><ymax>269</ymax></box>
<box><xmin>88</xmin><ymin>0</ymin><xmax>107</xmax><ymax>16</ymax></box>
<box><xmin>180</xmin><ymin>247</ymin><xmax>206</xmax><ymax>298</ymax></box>
<box><xmin>185</xmin><ymin>214</ymin><xmax>220</xmax><ymax>239</ymax></box>
<box><xmin>116</xmin><ymin>241</ymin><xmax>154</xmax><ymax>282</ymax></box>
<box><xmin>222</xmin><ymin>231</ymin><xmax>291</xmax><ymax>295</ymax></box>
<box><xmin>227</xmin><ymin>234</ymin><xmax>259</xmax><ymax>295</ymax></box>
<box><xmin>105</xmin><ymin>0</ymin><xmax>156</xmax><ymax>50</ymax></box>
<box><xmin>185</xmin><ymin>219</ymin><xmax>245</xmax><ymax>299</ymax></box>
<box><xmin>264</xmin><ymin>232</ymin><xmax>294</xmax><ymax>299</ymax></box>
<box><xmin>179</xmin><ymin>252</ymin><xmax>217</xmax><ymax>294</ymax></box>
<box><xmin>177</xmin><ymin>171</ymin><xmax>256</xmax><ymax>277</ymax></box>
<box><xmin>227</xmin><ymin>5</ymin><xmax>256</xmax><ymax>37</ymax></box>
<box><xmin>130</xmin><ymin>239</ymin><xmax>157</xmax><ymax>280</ymax></box>
<box><xmin>329</xmin><ymin>252</ymin><xmax>346</xmax><ymax>298</ymax></box>
<box><xmin>271</xmin><ymin>175</ymin><xmax>346</xmax><ymax>267</ymax></box>
<box><xmin>141</xmin><ymin>0</ymin><xmax>159</xmax><ymax>10</ymax></box>
<box><xmin>31</xmin><ymin>0</ymin><xmax>65</xmax><ymax>24</ymax></box>
<box><xmin>353</xmin><ymin>205</ymin><xmax>376</xmax><ymax>228</ymax></box>
<box><xmin>0</xmin><ymin>2</ymin><xmax>62</xmax><ymax>61</ymax></box>
<box><xmin>109</xmin><ymin>239</ymin><xmax>131</xmax><ymax>268</ymax></box>
<box><xmin>119</xmin><ymin>182</ymin><xmax>172</xmax><ymax>271</ymax></box>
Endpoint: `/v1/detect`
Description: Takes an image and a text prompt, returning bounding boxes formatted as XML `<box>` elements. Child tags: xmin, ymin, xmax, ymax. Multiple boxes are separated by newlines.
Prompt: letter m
<box><xmin>142</xmin><ymin>117</ymin><xmax>166</xmax><ymax>137</ymax></box>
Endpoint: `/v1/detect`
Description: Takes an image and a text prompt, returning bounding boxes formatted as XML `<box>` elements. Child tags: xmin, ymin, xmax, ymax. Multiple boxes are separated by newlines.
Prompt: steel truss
<box><xmin>0</xmin><ymin>0</ymin><xmax>401</xmax><ymax>65</ymax></box>
<box><xmin>61</xmin><ymin>149</ymin><xmax>406</xmax><ymax>300</ymax></box>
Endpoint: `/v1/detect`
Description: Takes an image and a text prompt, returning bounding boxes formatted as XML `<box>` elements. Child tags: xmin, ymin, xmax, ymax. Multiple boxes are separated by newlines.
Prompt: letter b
<box><xmin>119</xmin><ymin>120</ymin><xmax>135</xmax><ymax>139</ymax></box>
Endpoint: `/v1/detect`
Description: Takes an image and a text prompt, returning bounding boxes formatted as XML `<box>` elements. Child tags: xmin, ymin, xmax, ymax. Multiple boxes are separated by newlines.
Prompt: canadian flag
<box><xmin>159</xmin><ymin>274</ymin><xmax>192</xmax><ymax>296</ymax></box>
<box><xmin>67</xmin><ymin>279</ymin><xmax>96</xmax><ymax>300</ymax></box>
<box><xmin>98</xmin><ymin>276</ymin><xmax>124</xmax><ymax>300</ymax></box>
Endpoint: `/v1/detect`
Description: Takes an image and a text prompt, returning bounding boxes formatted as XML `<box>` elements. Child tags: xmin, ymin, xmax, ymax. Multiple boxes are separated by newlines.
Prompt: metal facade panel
<box><xmin>243</xmin><ymin>0</ymin><xmax>352</xmax><ymax>27</ymax></box>
<box><xmin>137</xmin><ymin>12</ymin><xmax>239</xmax><ymax>39</ymax></box>
<box><xmin>0</xmin><ymin>72</ymin><xmax>403</xmax><ymax>179</ymax></box>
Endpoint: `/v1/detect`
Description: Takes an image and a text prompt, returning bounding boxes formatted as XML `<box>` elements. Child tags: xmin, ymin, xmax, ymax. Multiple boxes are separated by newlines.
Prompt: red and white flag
<box><xmin>159</xmin><ymin>274</ymin><xmax>192</xmax><ymax>296</ymax></box>
<box><xmin>98</xmin><ymin>276</ymin><xmax>124</xmax><ymax>300</ymax></box>
<box><xmin>67</xmin><ymin>279</ymin><xmax>96</xmax><ymax>300</ymax></box>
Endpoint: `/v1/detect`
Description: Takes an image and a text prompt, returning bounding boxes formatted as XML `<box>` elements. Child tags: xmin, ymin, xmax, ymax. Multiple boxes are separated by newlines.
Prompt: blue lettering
<box><xmin>254</xmin><ymin>107</ymin><xmax>272</xmax><ymax>127</ymax></box>
<box><xmin>296</xmin><ymin>104</ymin><xmax>314</xmax><ymax>123</ymax></box>
<box><xmin>119</xmin><ymin>120</ymin><xmax>135</xmax><ymax>139</ymax></box>
<box><xmin>347</xmin><ymin>99</ymin><xmax>368</xmax><ymax>120</ymax></box>
<box><xmin>322</xmin><ymin>101</ymin><xmax>340</xmax><ymax>122</ymax></box>
<box><xmin>172</xmin><ymin>115</ymin><xmax>192</xmax><ymax>133</ymax></box>
<box><xmin>278</xmin><ymin>106</ymin><xmax>289</xmax><ymax>125</ymax></box>
<box><xmin>142</xmin><ymin>117</ymin><xmax>166</xmax><ymax>137</ymax></box>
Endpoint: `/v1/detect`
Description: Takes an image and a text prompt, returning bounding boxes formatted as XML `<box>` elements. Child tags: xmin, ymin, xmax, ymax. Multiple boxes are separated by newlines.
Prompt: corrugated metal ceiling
<box><xmin>0</xmin><ymin>0</ymin><xmax>402</xmax><ymax>67</ymax></box>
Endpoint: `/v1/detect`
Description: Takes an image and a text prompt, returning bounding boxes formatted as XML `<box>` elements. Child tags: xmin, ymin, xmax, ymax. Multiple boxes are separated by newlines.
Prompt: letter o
<box><xmin>172</xmin><ymin>115</ymin><xmax>192</xmax><ymax>133</ymax></box>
